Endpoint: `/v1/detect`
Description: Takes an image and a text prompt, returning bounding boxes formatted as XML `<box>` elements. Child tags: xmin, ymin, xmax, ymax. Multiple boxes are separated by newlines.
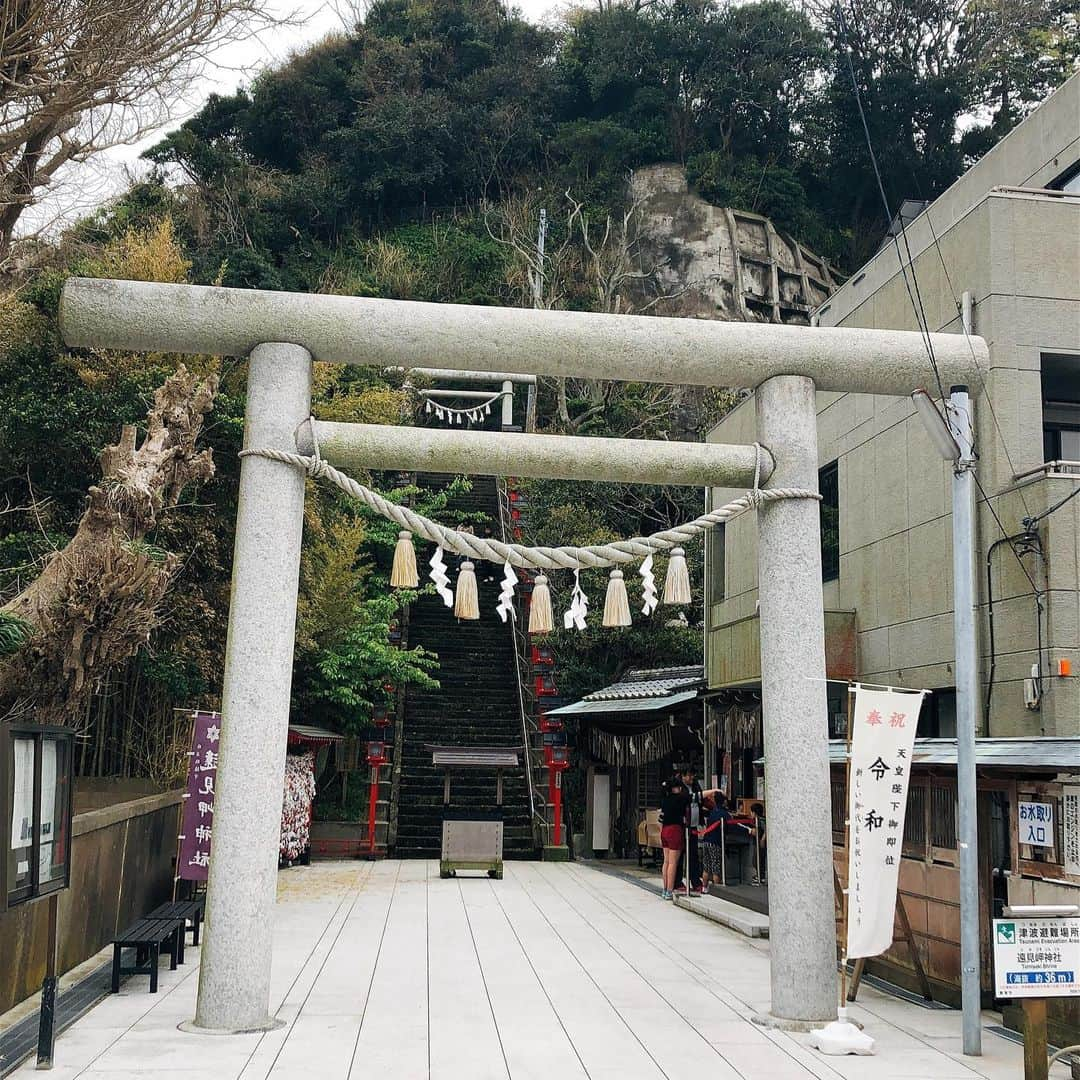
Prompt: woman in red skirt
<box><xmin>659</xmin><ymin>777</ymin><xmax>689</xmax><ymax>899</ymax></box>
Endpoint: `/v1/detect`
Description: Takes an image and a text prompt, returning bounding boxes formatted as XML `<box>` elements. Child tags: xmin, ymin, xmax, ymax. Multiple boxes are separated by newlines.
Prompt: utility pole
<box><xmin>532</xmin><ymin>208</ymin><xmax>547</xmax><ymax>307</ymax></box>
<box><xmin>915</xmin><ymin>380</ymin><xmax>982</xmax><ymax>1056</ymax></box>
<box><xmin>950</xmin><ymin>385</ymin><xmax>982</xmax><ymax>1056</ymax></box>
<box><xmin>525</xmin><ymin>209</ymin><xmax>547</xmax><ymax>433</ymax></box>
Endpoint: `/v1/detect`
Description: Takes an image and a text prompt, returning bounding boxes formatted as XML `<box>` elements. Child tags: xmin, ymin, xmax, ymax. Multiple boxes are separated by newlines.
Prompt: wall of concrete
<box><xmin>0</xmin><ymin>790</ymin><xmax>181</xmax><ymax>1014</ymax></box>
<box><xmin>707</xmin><ymin>188</ymin><xmax>1080</xmax><ymax>736</ymax></box>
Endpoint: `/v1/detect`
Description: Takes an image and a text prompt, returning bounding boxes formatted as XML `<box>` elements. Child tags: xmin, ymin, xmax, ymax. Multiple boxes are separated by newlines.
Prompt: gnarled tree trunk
<box><xmin>0</xmin><ymin>364</ymin><xmax>218</xmax><ymax>726</ymax></box>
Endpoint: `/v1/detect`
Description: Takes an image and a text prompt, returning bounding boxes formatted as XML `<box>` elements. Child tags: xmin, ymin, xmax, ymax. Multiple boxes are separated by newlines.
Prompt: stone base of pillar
<box><xmin>542</xmin><ymin>844</ymin><xmax>570</xmax><ymax>862</ymax></box>
<box><xmin>751</xmin><ymin>1012</ymin><xmax>836</xmax><ymax>1033</ymax></box>
<box><xmin>179</xmin><ymin>1017</ymin><xmax>284</xmax><ymax>1036</ymax></box>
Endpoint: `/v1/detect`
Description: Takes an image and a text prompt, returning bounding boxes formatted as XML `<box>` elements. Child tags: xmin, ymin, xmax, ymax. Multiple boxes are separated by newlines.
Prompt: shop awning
<box><xmin>826</xmin><ymin>736</ymin><xmax>1080</xmax><ymax>772</ymax></box>
<box><xmin>546</xmin><ymin>665</ymin><xmax>707</xmax><ymax>739</ymax></box>
<box><xmin>287</xmin><ymin>725</ymin><xmax>344</xmax><ymax>747</ymax></box>
<box><xmin>547</xmin><ymin>689</ymin><xmax>699</xmax><ymax>718</ymax></box>
<box><xmin>752</xmin><ymin>737</ymin><xmax>1080</xmax><ymax>773</ymax></box>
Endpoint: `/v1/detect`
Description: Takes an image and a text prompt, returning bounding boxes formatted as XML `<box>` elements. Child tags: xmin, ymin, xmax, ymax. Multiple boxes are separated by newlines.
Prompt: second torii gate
<box><xmin>59</xmin><ymin>277</ymin><xmax>985</xmax><ymax>1035</ymax></box>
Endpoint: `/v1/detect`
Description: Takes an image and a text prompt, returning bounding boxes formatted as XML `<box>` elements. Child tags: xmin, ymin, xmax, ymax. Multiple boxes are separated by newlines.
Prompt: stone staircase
<box><xmin>392</xmin><ymin>473</ymin><xmax>537</xmax><ymax>860</ymax></box>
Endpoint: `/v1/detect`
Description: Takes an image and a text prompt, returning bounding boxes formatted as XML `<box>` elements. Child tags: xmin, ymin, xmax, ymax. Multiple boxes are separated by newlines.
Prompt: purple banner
<box><xmin>178</xmin><ymin>710</ymin><xmax>220</xmax><ymax>881</ymax></box>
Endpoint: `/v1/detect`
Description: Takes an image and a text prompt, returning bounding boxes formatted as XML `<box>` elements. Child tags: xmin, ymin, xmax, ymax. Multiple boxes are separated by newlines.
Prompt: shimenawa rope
<box><xmin>239</xmin><ymin>432</ymin><xmax>820</xmax><ymax>572</ymax></box>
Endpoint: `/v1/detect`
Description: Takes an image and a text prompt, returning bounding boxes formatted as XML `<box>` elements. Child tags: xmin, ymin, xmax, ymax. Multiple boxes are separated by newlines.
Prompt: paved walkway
<box><xmin>10</xmin><ymin>860</ymin><xmax>1065</xmax><ymax>1079</ymax></box>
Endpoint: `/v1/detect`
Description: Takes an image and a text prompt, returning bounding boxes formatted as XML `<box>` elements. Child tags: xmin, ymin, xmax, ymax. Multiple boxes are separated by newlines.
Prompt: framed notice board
<box><xmin>0</xmin><ymin>723</ymin><xmax>75</xmax><ymax>912</ymax></box>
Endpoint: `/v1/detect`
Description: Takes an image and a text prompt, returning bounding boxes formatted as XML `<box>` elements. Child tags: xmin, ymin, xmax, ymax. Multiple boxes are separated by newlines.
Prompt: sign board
<box><xmin>1</xmin><ymin>724</ymin><xmax>74</xmax><ymax>911</ymax></box>
<box><xmin>993</xmin><ymin>917</ymin><xmax>1080</xmax><ymax>998</ymax></box>
<box><xmin>1064</xmin><ymin>787</ymin><xmax>1080</xmax><ymax>877</ymax></box>
<box><xmin>177</xmin><ymin>711</ymin><xmax>220</xmax><ymax>881</ymax></box>
<box><xmin>846</xmin><ymin>686</ymin><xmax>926</xmax><ymax>960</ymax></box>
<box><xmin>1019</xmin><ymin>801</ymin><xmax>1055</xmax><ymax>847</ymax></box>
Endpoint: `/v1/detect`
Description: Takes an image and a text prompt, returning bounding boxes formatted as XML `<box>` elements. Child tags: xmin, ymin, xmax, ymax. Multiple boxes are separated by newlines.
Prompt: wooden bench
<box><xmin>148</xmin><ymin>897</ymin><xmax>205</xmax><ymax>947</ymax></box>
<box><xmin>110</xmin><ymin>918</ymin><xmax>184</xmax><ymax>994</ymax></box>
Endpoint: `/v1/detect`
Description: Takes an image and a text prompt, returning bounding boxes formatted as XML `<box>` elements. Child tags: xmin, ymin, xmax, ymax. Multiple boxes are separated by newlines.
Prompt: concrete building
<box><xmin>704</xmin><ymin>70</ymin><xmax>1080</xmax><ymax>1020</ymax></box>
<box><xmin>707</xmin><ymin>70</ymin><xmax>1080</xmax><ymax>751</ymax></box>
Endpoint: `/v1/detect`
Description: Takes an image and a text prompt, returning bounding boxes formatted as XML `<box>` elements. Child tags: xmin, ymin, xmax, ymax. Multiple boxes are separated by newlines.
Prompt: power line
<box><xmin>1025</xmin><ymin>478</ymin><xmax>1080</xmax><ymax>526</ymax></box>
<box><xmin>971</xmin><ymin>470</ymin><xmax>1042</xmax><ymax>597</ymax></box>
<box><xmin>922</xmin><ymin>211</ymin><xmax>1033</xmax><ymax>521</ymax></box>
<box><xmin>834</xmin><ymin>3</ymin><xmax>1042</xmax><ymax>598</ymax></box>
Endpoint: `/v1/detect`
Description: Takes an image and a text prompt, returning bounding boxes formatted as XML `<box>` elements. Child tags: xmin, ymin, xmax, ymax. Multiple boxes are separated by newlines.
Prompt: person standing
<box><xmin>658</xmin><ymin>777</ymin><xmax>689</xmax><ymax>900</ymax></box>
<box><xmin>698</xmin><ymin>794</ymin><xmax>730</xmax><ymax>889</ymax></box>
<box><xmin>680</xmin><ymin>766</ymin><xmax>705</xmax><ymax>893</ymax></box>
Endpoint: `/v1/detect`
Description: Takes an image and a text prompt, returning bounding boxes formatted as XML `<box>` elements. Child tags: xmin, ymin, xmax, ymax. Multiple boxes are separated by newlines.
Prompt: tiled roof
<box><xmin>583</xmin><ymin>664</ymin><xmax>705</xmax><ymax>702</ymax></box>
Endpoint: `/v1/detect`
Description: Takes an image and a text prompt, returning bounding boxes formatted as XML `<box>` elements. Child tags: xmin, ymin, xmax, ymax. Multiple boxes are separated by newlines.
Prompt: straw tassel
<box><xmin>390</xmin><ymin>530</ymin><xmax>419</xmax><ymax>588</ymax></box>
<box><xmin>602</xmin><ymin>568</ymin><xmax>632</xmax><ymax>627</ymax></box>
<box><xmin>528</xmin><ymin>574</ymin><xmax>554</xmax><ymax>634</ymax></box>
<box><xmin>454</xmin><ymin>561</ymin><xmax>479</xmax><ymax>619</ymax></box>
<box><xmin>662</xmin><ymin>547</ymin><xmax>691</xmax><ymax>605</ymax></box>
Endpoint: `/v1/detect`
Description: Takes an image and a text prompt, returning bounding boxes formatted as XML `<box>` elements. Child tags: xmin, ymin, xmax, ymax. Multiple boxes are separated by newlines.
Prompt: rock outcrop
<box><xmin>630</xmin><ymin>164</ymin><xmax>842</xmax><ymax>323</ymax></box>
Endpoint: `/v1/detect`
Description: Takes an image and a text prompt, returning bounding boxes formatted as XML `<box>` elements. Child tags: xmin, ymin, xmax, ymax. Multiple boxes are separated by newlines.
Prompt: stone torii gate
<box><xmin>59</xmin><ymin>277</ymin><xmax>986</xmax><ymax>1035</ymax></box>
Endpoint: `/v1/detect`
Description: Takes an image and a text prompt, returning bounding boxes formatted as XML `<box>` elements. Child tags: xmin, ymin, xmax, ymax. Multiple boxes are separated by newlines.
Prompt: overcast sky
<box><xmin>29</xmin><ymin>0</ymin><xmax>564</xmax><ymax>235</ymax></box>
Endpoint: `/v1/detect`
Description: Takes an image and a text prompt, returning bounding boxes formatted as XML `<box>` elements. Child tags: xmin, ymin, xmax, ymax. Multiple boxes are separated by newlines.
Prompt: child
<box><xmin>698</xmin><ymin>794</ymin><xmax>730</xmax><ymax>889</ymax></box>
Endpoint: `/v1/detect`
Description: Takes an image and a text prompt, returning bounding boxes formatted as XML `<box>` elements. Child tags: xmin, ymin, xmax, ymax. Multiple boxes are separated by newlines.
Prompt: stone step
<box><xmin>394</xmin><ymin>472</ymin><xmax>536</xmax><ymax>857</ymax></box>
<box><xmin>671</xmin><ymin>893</ymin><xmax>770</xmax><ymax>938</ymax></box>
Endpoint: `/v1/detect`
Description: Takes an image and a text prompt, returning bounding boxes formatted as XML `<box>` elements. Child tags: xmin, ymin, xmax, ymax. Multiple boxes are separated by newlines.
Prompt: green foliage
<box><xmin>123</xmin><ymin>539</ymin><xmax>171</xmax><ymax>564</ymax></box>
<box><xmin>299</xmin><ymin>590</ymin><xmax>439</xmax><ymax>733</ymax></box>
<box><xmin>687</xmin><ymin>153</ymin><xmax>813</xmax><ymax>240</ymax></box>
<box><xmin>341</xmin><ymin>221</ymin><xmax>511</xmax><ymax>304</ymax></box>
<box><xmin>132</xmin><ymin>0</ymin><xmax>1074</xmax><ymax>274</ymax></box>
<box><xmin>0</xmin><ymin>613</ymin><xmax>32</xmax><ymax>658</ymax></box>
<box><xmin>550</xmin><ymin>621</ymin><xmax>703</xmax><ymax>710</ymax></box>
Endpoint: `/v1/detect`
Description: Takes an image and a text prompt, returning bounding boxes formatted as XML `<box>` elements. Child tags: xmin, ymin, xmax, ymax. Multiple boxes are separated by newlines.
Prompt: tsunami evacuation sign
<box><xmin>993</xmin><ymin>916</ymin><xmax>1080</xmax><ymax>998</ymax></box>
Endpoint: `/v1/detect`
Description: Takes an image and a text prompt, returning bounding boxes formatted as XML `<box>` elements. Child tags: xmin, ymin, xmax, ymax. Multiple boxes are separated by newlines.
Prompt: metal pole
<box><xmin>720</xmin><ymin>821</ymin><xmax>727</xmax><ymax>886</ymax></box>
<box><xmin>755</xmin><ymin>375</ymin><xmax>837</xmax><ymax>1025</ymax></box>
<box><xmin>950</xmin><ymin>384</ymin><xmax>982</xmax><ymax>1056</ymax></box>
<box><xmin>525</xmin><ymin>210</ymin><xmax>546</xmax><ymax>434</ymax></box>
<box><xmin>367</xmin><ymin>763</ymin><xmax>380</xmax><ymax>857</ymax></box>
<box><xmin>685</xmin><ymin>825</ymin><xmax>691</xmax><ymax>897</ymax></box>
<box><xmin>193</xmin><ymin>342</ymin><xmax>311</xmax><ymax>1033</ymax></box>
<box><xmin>840</xmin><ymin>682</ymin><xmax>855</xmax><ymax>1010</ymax></box>
<box><xmin>36</xmin><ymin>892</ymin><xmax>59</xmax><ymax>1068</ymax></box>
<box><xmin>553</xmin><ymin>770</ymin><xmax>562</xmax><ymax>846</ymax></box>
<box><xmin>533</xmin><ymin>209</ymin><xmax>547</xmax><ymax>308</ymax></box>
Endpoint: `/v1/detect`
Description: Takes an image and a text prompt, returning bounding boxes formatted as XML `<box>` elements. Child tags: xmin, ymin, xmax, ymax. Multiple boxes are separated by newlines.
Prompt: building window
<box><xmin>1050</xmin><ymin>161</ymin><xmax>1080</xmax><ymax>193</ymax></box>
<box><xmin>917</xmin><ymin>689</ymin><xmax>956</xmax><ymax>738</ymax></box>
<box><xmin>1042</xmin><ymin>354</ymin><xmax>1080</xmax><ymax>464</ymax></box>
<box><xmin>706</xmin><ymin>522</ymin><xmax>725</xmax><ymax>606</ymax></box>
<box><xmin>930</xmin><ymin>782</ymin><xmax>958</xmax><ymax>853</ymax></box>
<box><xmin>819</xmin><ymin>461</ymin><xmax>839</xmax><ymax>582</ymax></box>
<box><xmin>904</xmin><ymin>781</ymin><xmax>928</xmax><ymax>858</ymax></box>
<box><xmin>830</xmin><ymin>778</ymin><xmax>846</xmax><ymax>846</ymax></box>
<box><xmin>827</xmin><ymin>685</ymin><xmax>848</xmax><ymax>738</ymax></box>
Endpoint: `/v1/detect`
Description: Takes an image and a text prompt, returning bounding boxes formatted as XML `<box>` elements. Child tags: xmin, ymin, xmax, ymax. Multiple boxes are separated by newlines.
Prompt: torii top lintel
<box><xmin>60</xmin><ymin>278</ymin><xmax>986</xmax><ymax>397</ymax></box>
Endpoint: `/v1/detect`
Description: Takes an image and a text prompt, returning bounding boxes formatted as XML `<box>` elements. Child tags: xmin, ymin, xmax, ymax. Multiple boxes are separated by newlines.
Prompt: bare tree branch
<box><xmin>0</xmin><ymin>0</ymin><xmax>288</xmax><ymax>265</ymax></box>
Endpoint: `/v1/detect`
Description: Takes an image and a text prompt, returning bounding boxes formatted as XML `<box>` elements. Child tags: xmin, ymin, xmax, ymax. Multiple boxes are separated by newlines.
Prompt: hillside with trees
<box><xmin>0</xmin><ymin>0</ymin><xmax>1076</xmax><ymax>778</ymax></box>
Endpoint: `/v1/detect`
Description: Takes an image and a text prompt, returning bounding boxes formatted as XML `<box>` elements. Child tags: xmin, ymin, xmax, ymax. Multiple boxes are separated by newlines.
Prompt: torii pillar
<box><xmin>755</xmin><ymin>376</ymin><xmax>837</xmax><ymax>1023</ymax></box>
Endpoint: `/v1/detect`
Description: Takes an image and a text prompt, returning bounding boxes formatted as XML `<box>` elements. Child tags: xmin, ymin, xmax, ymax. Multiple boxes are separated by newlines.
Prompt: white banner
<box><xmin>846</xmin><ymin>685</ymin><xmax>926</xmax><ymax>960</ymax></box>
